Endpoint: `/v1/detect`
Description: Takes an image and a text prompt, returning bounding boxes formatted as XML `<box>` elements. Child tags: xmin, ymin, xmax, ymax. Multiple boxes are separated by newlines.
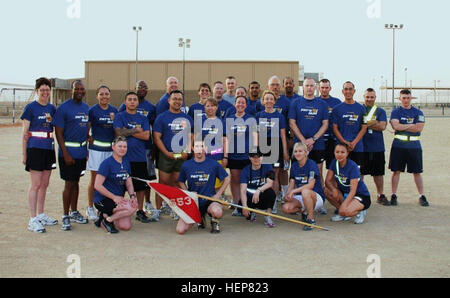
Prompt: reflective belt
<box><xmin>336</xmin><ymin>160</ymin><xmax>351</xmax><ymax>187</ymax></box>
<box><xmin>65</xmin><ymin>141</ymin><xmax>87</xmax><ymax>147</ymax></box>
<box><xmin>210</xmin><ymin>147</ymin><xmax>224</xmax><ymax>156</ymax></box>
<box><xmin>29</xmin><ymin>131</ymin><xmax>53</xmax><ymax>139</ymax></box>
<box><xmin>363</xmin><ymin>105</ymin><xmax>378</xmax><ymax>123</ymax></box>
<box><xmin>93</xmin><ymin>140</ymin><xmax>112</xmax><ymax>147</ymax></box>
<box><xmin>394</xmin><ymin>135</ymin><xmax>420</xmax><ymax>142</ymax></box>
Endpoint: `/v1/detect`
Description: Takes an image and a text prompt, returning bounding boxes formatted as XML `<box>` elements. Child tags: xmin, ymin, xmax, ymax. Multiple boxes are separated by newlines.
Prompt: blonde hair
<box><xmin>292</xmin><ymin>142</ymin><xmax>309</xmax><ymax>160</ymax></box>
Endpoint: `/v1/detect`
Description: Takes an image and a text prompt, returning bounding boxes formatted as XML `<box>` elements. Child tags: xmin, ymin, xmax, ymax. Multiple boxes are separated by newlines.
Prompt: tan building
<box><xmin>82</xmin><ymin>60</ymin><xmax>300</xmax><ymax>107</ymax></box>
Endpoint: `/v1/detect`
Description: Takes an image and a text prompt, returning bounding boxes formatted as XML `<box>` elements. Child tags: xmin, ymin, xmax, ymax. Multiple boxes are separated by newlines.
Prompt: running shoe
<box><xmin>419</xmin><ymin>195</ymin><xmax>429</xmax><ymax>207</ymax></box>
<box><xmin>69</xmin><ymin>211</ymin><xmax>89</xmax><ymax>224</ymax></box>
<box><xmin>144</xmin><ymin>202</ymin><xmax>156</xmax><ymax>214</ymax></box>
<box><xmin>61</xmin><ymin>215</ymin><xmax>72</xmax><ymax>231</ymax></box>
<box><xmin>377</xmin><ymin>194</ymin><xmax>390</xmax><ymax>206</ymax></box>
<box><xmin>210</xmin><ymin>218</ymin><xmax>220</xmax><ymax>234</ymax></box>
<box><xmin>303</xmin><ymin>218</ymin><xmax>316</xmax><ymax>231</ymax></box>
<box><xmin>250</xmin><ymin>212</ymin><xmax>256</xmax><ymax>222</ymax></box>
<box><xmin>136</xmin><ymin>210</ymin><xmax>152</xmax><ymax>223</ymax></box>
<box><xmin>264</xmin><ymin>216</ymin><xmax>276</xmax><ymax>228</ymax></box>
<box><xmin>354</xmin><ymin>210</ymin><xmax>367</xmax><ymax>224</ymax></box>
<box><xmin>101</xmin><ymin>218</ymin><xmax>119</xmax><ymax>234</ymax></box>
<box><xmin>86</xmin><ymin>206</ymin><xmax>98</xmax><ymax>221</ymax></box>
<box><xmin>301</xmin><ymin>212</ymin><xmax>308</xmax><ymax>223</ymax></box>
<box><xmin>276</xmin><ymin>192</ymin><xmax>282</xmax><ymax>202</ymax></box>
<box><xmin>390</xmin><ymin>194</ymin><xmax>398</xmax><ymax>206</ymax></box>
<box><xmin>28</xmin><ymin>217</ymin><xmax>46</xmax><ymax>233</ymax></box>
<box><xmin>161</xmin><ymin>202</ymin><xmax>172</xmax><ymax>215</ymax></box>
<box><xmin>171</xmin><ymin>210</ymin><xmax>179</xmax><ymax>221</ymax></box>
<box><xmin>318</xmin><ymin>206</ymin><xmax>328</xmax><ymax>215</ymax></box>
<box><xmin>37</xmin><ymin>213</ymin><xmax>58</xmax><ymax>226</ymax></box>
<box><xmin>94</xmin><ymin>212</ymin><xmax>103</xmax><ymax>228</ymax></box>
<box><xmin>198</xmin><ymin>215</ymin><xmax>206</xmax><ymax>229</ymax></box>
<box><xmin>331</xmin><ymin>214</ymin><xmax>352</xmax><ymax>222</ymax></box>
<box><xmin>232</xmin><ymin>208</ymin><xmax>243</xmax><ymax>217</ymax></box>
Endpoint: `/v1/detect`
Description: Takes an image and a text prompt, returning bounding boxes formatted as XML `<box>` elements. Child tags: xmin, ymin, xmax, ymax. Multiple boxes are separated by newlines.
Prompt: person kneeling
<box><xmin>324</xmin><ymin>143</ymin><xmax>371</xmax><ymax>224</ymax></box>
<box><xmin>177</xmin><ymin>140</ymin><xmax>230</xmax><ymax>234</ymax></box>
<box><xmin>240</xmin><ymin>150</ymin><xmax>277</xmax><ymax>228</ymax></box>
<box><xmin>94</xmin><ymin>137</ymin><xmax>138</xmax><ymax>233</ymax></box>
<box><xmin>282</xmin><ymin>142</ymin><xmax>325</xmax><ymax>231</ymax></box>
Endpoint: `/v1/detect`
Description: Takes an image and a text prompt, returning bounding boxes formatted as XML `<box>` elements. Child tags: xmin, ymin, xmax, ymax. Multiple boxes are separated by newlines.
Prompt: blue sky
<box><xmin>1</xmin><ymin>0</ymin><xmax>448</xmax><ymax>102</ymax></box>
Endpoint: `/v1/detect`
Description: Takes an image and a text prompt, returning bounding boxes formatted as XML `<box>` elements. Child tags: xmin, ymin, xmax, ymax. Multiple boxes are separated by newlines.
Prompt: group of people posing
<box><xmin>21</xmin><ymin>75</ymin><xmax>429</xmax><ymax>235</ymax></box>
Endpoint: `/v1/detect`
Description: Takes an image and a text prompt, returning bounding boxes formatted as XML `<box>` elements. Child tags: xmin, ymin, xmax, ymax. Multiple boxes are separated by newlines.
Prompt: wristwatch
<box><xmin>130</xmin><ymin>193</ymin><xmax>136</xmax><ymax>198</ymax></box>
<box><xmin>313</xmin><ymin>136</ymin><xmax>318</xmax><ymax>142</ymax></box>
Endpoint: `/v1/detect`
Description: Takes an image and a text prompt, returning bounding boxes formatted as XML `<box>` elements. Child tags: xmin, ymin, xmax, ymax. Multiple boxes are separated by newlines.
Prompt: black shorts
<box><xmin>94</xmin><ymin>199</ymin><xmax>117</xmax><ymax>217</ymax></box>
<box><xmin>361</xmin><ymin>152</ymin><xmax>385</xmax><ymax>176</ymax></box>
<box><xmin>324</xmin><ymin>139</ymin><xmax>336</xmax><ymax>169</ymax></box>
<box><xmin>309</xmin><ymin>150</ymin><xmax>326</xmax><ymax>165</ymax></box>
<box><xmin>227</xmin><ymin>158</ymin><xmax>250</xmax><ymax>170</ymax></box>
<box><xmin>58</xmin><ymin>157</ymin><xmax>87</xmax><ymax>182</ymax></box>
<box><xmin>340</xmin><ymin>191</ymin><xmax>371</xmax><ymax>211</ymax></box>
<box><xmin>25</xmin><ymin>148</ymin><xmax>56</xmax><ymax>172</ymax></box>
<box><xmin>389</xmin><ymin>147</ymin><xmax>423</xmax><ymax>174</ymax></box>
<box><xmin>348</xmin><ymin>151</ymin><xmax>364</xmax><ymax>167</ymax></box>
<box><xmin>199</xmin><ymin>200</ymin><xmax>213</xmax><ymax>217</ymax></box>
<box><xmin>130</xmin><ymin>162</ymin><xmax>150</xmax><ymax>192</ymax></box>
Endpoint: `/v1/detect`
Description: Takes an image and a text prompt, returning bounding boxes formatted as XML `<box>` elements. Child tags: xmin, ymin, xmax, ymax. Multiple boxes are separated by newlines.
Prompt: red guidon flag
<box><xmin>148</xmin><ymin>182</ymin><xmax>202</xmax><ymax>224</ymax></box>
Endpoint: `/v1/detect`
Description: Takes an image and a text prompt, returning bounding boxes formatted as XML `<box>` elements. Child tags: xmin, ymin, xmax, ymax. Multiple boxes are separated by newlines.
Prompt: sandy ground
<box><xmin>0</xmin><ymin>119</ymin><xmax>449</xmax><ymax>278</ymax></box>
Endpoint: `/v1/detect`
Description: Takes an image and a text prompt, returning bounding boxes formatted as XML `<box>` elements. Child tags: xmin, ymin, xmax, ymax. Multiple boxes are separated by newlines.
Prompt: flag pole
<box><xmin>132</xmin><ymin>178</ymin><xmax>331</xmax><ymax>231</ymax></box>
<box><xmin>197</xmin><ymin>194</ymin><xmax>330</xmax><ymax>231</ymax></box>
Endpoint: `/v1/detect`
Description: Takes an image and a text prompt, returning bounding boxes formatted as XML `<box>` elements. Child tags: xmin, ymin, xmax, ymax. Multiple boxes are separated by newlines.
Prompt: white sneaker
<box><xmin>86</xmin><ymin>207</ymin><xmax>98</xmax><ymax>221</ymax></box>
<box><xmin>37</xmin><ymin>213</ymin><xmax>58</xmax><ymax>226</ymax></box>
<box><xmin>318</xmin><ymin>206</ymin><xmax>328</xmax><ymax>215</ymax></box>
<box><xmin>354</xmin><ymin>210</ymin><xmax>367</xmax><ymax>224</ymax></box>
<box><xmin>331</xmin><ymin>214</ymin><xmax>352</xmax><ymax>222</ymax></box>
<box><xmin>264</xmin><ymin>216</ymin><xmax>276</xmax><ymax>228</ymax></box>
<box><xmin>28</xmin><ymin>217</ymin><xmax>46</xmax><ymax>233</ymax></box>
<box><xmin>144</xmin><ymin>202</ymin><xmax>155</xmax><ymax>214</ymax></box>
<box><xmin>61</xmin><ymin>215</ymin><xmax>72</xmax><ymax>231</ymax></box>
<box><xmin>171</xmin><ymin>210</ymin><xmax>179</xmax><ymax>221</ymax></box>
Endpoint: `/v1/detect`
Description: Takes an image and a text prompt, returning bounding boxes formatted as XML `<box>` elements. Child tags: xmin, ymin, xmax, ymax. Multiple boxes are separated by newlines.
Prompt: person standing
<box><xmin>188</xmin><ymin>83</ymin><xmax>212</xmax><ymax>120</ymax></box>
<box><xmin>114</xmin><ymin>92</ymin><xmax>151</xmax><ymax>223</ymax></box>
<box><xmin>156</xmin><ymin>76</ymin><xmax>187</xmax><ymax>114</ymax></box>
<box><xmin>153</xmin><ymin>90</ymin><xmax>194</xmax><ymax>221</ymax></box>
<box><xmin>21</xmin><ymin>77</ymin><xmax>58</xmax><ymax>233</ymax></box>
<box><xmin>86</xmin><ymin>85</ymin><xmax>118</xmax><ymax>221</ymax></box>
<box><xmin>318</xmin><ymin>79</ymin><xmax>342</xmax><ymax>171</ymax></box>
<box><xmin>52</xmin><ymin>80</ymin><xmax>90</xmax><ymax>231</ymax></box>
<box><xmin>389</xmin><ymin>89</ymin><xmax>429</xmax><ymax>207</ymax></box>
<box><xmin>213</xmin><ymin>81</ymin><xmax>234</xmax><ymax>119</ymax></box>
<box><xmin>332</xmin><ymin>81</ymin><xmax>367</xmax><ymax>166</ymax></box>
<box><xmin>222</xmin><ymin>76</ymin><xmax>237</xmax><ymax>105</ymax></box>
<box><xmin>360</xmin><ymin>88</ymin><xmax>389</xmax><ymax>205</ymax></box>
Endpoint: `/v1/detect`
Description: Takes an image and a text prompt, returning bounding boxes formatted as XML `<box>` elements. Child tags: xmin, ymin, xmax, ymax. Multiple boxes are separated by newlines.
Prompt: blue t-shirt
<box><xmin>199</xmin><ymin>117</ymin><xmax>225</xmax><ymax>161</ymax></box>
<box><xmin>217</xmin><ymin>99</ymin><xmax>234</xmax><ymax>119</ymax></box>
<box><xmin>274</xmin><ymin>95</ymin><xmax>291</xmax><ymax>129</ymax></box>
<box><xmin>329</xmin><ymin>159</ymin><xmax>370</xmax><ymax>197</ymax></box>
<box><xmin>240</xmin><ymin>164</ymin><xmax>274</xmax><ymax>190</ymax></box>
<box><xmin>113</xmin><ymin>111</ymin><xmax>150</xmax><ymax>162</ymax></box>
<box><xmin>178</xmin><ymin>158</ymin><xmax>228</xmax><ymax>207</ymax></box>
<box><xmin>94</xmin><ymin>156</ymin><xmax>131</xmax><ymax>204</ymax></box>
<box><xmin>153</xmin><ymin>111</ymin><xmax>193</xmax><ymax>153</ymax></box>
<box><xmin>280</xmin><ymin>93</ymin><xmax>301</xmax><ymax>103</ymax></box>
<box><xmin>188</xmin><ymin>102</ymin><xmax>207</xmax><ymax>120</ymax></box>
<box><xmin>119</xmin><ymin>100</ymin><xmax>156</xmax><ymax>150</ymax></box>
<box><xmin>390</xmin><ymin>106</ymin><xmax>425</xmax><ymax>150</ymax></box>
<box><xmin>320</xmin><ymin>96</ymin><xmax>342</xmax><ymax>140</ymax></box>
<box><xmin>52</xmin><ymin>98</ymin><xmax>89</xmax><ymax>159</ymax></box>
<box><xmin>224</xmin><ymin>113</ymin><xmax>257</xmax><ymax>160</ymax></box>
<box><xmin>256</xmin><ymin>110</ymin><xmax>286</xmax><ymax>139</ymax></box>
<box><xmin>362</xmin><ymin>105</ymin><xmax>387</xmax><ymax>152</ymax></box>
<box><xmin>222</xmin><ymin>93</ymin><xmax>235</xmax><ymax>105</ymax></box>
<box><xmin>289</xmin><ymin>159</ymin><xmax>325</xmax><ymax>200</ymax></box>
<box><xmin>21</xmin><ymin>101</ymin><xmax>56</xmax><ymax>150</ymax></box>
<box><xmin>155</xmin><ymin>92</ymin><xmax>187</xmax><ymax>115</ymax></box>
<box><xmin>89</xmin><ymin>104</ymin><xmax>118</xmax><ymax>152</ymax></box>
<box><xmin>288</xmin><ymin>97</ymin><xmax>329</xmax><ymax>150</ymax></box>
<box><xmin>331</xmin><ymin>102</ymin><xmax>367</xmax><ymax>152</ymax></box>
<box><xmin>224</xmin><ymin>98</ymin><xmax>263</xmax><ymax>117</ymax></box>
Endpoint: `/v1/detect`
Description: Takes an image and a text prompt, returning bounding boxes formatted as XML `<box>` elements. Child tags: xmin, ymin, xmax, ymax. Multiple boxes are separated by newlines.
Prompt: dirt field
<box><xmin>0</xmin><ymin>119</ymin><xmax>449</xmax><ymax>278</ymax></box>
